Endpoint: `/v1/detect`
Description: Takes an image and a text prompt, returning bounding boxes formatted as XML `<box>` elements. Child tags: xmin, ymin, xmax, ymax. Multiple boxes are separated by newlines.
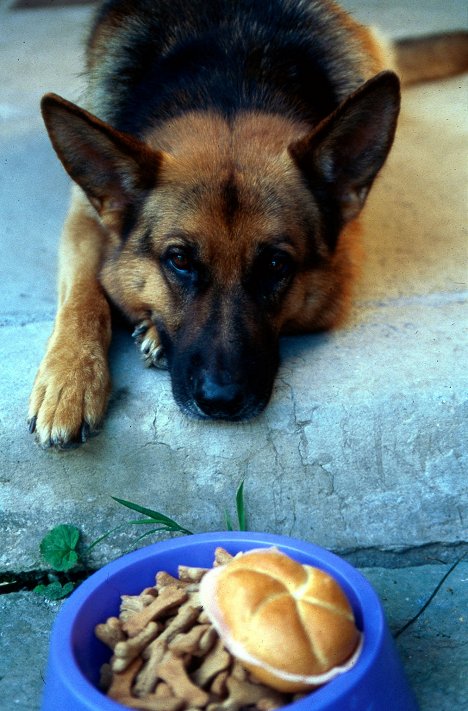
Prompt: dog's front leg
<box><xmin>29</xmin><ymin>189</ymin><xmax>112</xmax><ymax>448</ymax></box>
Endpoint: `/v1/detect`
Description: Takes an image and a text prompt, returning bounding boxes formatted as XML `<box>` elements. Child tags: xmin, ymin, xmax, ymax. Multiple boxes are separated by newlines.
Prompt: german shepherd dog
<box><xmin>28</xmin><ymin>0</ymin><xmax>467</xmax><ymax>447</ymax></box>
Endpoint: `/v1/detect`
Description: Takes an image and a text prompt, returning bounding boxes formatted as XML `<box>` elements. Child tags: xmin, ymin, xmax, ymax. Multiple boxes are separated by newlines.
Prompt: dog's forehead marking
<box><xmin>142</xmin><ymin>110</ymin><xmax>316</xmax><ymax>279</ymax></box>
<box><xmin>221</xmin><ymin>171</ymin><xmax>240</xmax><ymax>227</ymax></box>
<box><xmin>149</xmin><ymin>110</ymin><xmax>309</xmax><ymax>206</ymax></box>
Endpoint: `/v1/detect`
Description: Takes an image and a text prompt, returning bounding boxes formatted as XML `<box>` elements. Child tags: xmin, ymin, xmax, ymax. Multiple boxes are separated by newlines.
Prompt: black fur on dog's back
<box><xmin>86</xmin><ymin>0</ymin><xmax>374</xmax><ymax>135</ymax></box>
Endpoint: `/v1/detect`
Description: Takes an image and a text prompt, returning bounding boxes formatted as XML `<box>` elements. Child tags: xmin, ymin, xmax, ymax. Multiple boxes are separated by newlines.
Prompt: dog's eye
<box><xmin>167</xmin><ymin>249</ymin><xmax>193</xmax><ymax>273</ymax></box>
<box><xmin>267</xmin><ymin>253</ymin><xmax>292</xmax><ymax>278</ymax></box>
<box><xmin>261</xmin><ymin>251</ymin><xmax>294</xmax><ymax>282</ymax></box>
<box><xmin>251</xmin><ymin>249</ymin><xmax>295</xmax><ymax>302</ymax></box>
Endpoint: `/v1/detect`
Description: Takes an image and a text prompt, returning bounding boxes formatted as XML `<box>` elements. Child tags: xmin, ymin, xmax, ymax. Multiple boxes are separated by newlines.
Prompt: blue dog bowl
<box><xmin>41</xmin><ymin>531</ymin><xmax>418</xmax><ymax>710</ymax></box>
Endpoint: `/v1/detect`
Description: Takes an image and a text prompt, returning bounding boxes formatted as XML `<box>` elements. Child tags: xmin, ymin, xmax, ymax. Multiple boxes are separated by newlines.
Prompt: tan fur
<box><xmin>29</xmin><ymin>187</ymin><xmax>112</xmax><ymax>446</ymax></box>
<box><xmin>100</xmin><ymin>110</ymin><xmax>361</xmax><ymax>338</ymax></box>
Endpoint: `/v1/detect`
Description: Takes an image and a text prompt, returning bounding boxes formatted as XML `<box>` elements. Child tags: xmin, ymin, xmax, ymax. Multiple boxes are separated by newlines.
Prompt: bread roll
<box><xmin>199</xmin><ymin>547</ymin><xmax>362</xmax><ymax>693</ymax></box>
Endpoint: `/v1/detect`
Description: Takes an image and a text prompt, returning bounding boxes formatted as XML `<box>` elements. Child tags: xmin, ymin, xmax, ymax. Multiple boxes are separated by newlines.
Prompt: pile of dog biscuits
<box><xmin>96</xmin><ymin>548</ymin><xmax>306</xmax><ymax>710</ymax></box>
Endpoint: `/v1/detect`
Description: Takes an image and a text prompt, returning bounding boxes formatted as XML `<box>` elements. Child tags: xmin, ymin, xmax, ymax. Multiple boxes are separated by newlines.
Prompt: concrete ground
<box><xmin>0</xmin><ymin>0</ymin><xmax>467</xmax><ymax>709</ymax></box>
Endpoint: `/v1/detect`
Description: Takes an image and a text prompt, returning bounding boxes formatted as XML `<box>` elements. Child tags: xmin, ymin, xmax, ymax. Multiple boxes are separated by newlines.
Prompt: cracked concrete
<box><xmin>1</xmin><ymin>0</ymin><xmax>467</xmax><ymax>708</ymax></box>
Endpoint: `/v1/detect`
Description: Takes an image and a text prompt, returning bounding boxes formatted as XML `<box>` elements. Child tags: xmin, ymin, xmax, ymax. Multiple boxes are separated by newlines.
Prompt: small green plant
<box><xmin>40</xmin><ymin>523</ymin><xmax>81</xmax><ymax>570</ymax></box>
<box><xmin>33</xmin><ymin>577</ymin><xmax>76</xmax><ymax>600</ymax></box>
<box><xmin>34</xmin><ymin>481</ymin><xmax>246</xmax><ymax>599</ymax></box>
<box><xmin>225</xmin><ymin>480</ymin><xmax>247</xmax><ymax>531</ymax></box>
<box><xmin>33</xmin><ymin>524</ymin><xmax>82</xmax><ymax>599</ymax></box>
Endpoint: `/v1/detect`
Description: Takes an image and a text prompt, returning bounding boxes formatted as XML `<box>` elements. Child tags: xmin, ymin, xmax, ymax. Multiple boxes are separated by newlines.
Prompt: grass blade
<box><xmin>121</xmin><ymin>528</ymin><xmax>174</xmax><ymax>554</ymax></box>
<box><xmin>130</xmin><ymin>528</ymin><xmax>168</xmax><ymax>545</ymax></box>
<box><xmin>225</xmin><ymin>509</ymin><xmax>234</xmax><ymax>531</ymax></box>
<box><xmin>236</xmin><ymin>480</ymin><xmax>247</xmax><ymax>531</ymax></box>
<box><xmin>111</xmin><ymin>497</ymin><xmax>193</xmax><ymax>535</ymax></box>
<box><xmin>127</xmin><ymin>519</ymin><xmax>175</xmax><ymax>526</ymax></box>
<box><xmin>85</xmin><ymin>523</ymin><xmax>128</xmax><ymax>552</ymax></box>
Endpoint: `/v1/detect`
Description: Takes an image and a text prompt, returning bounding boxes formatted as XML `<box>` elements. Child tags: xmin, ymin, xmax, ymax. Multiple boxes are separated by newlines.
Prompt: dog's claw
<box><xmin>141</xmin><ymin>338</ymin><xmax>168</xmax><ymax>369</ymax></box>
<box><xmin>80</xmin><ymin>421</ymin><xmax>91</xmax><ymax>443</ymax></box>
<box><xmin>132</xmin><ymin>321</ymin><xmax>150</xmax><ymax>340</ymax></box>
<box><xmin>133</xmin><ymin>320</ymin><xmax>168</xmax><ymax>369</ymax></box>
<box><xmin>28</xmin><ymin>310</ymin><xmax>111</xmax><ymax>449</ymax></box>
<box><xmin>31</xmin><ymin>420</ymin><xmax>95</xmax><ymax>450</ymax></box>
<box><xmin>151</xmin><ymin>345</ymin><xmax>168</xmax><ymax>370</ymax></box>
<box><xmin>56</xmin><ymin>436</ymin><xmax>78</xmax><ymax>451</ymax></box>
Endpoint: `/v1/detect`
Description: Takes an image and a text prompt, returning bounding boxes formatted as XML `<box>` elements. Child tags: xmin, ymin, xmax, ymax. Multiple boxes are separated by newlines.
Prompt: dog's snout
<box><xmin>194</xmin><ymin>372</ymin><xmax>244</xmax><ymax>418</ymax></box>
<box><xmin>166</xmin><ymin>305</ymin><xmax>280</xmax><ymax>421</ymax></box>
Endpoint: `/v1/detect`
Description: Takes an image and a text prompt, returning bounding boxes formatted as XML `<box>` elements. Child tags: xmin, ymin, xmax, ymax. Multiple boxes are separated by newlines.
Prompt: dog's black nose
<box><xmin>194</xmin><ymin>374</ymin><xmax>244</xmax><ymax>418</ymax></box>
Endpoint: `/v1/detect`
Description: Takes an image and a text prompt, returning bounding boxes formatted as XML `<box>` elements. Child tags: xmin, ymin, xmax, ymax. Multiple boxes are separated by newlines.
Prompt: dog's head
<box><xmin>41</xmin><ymin>72</ymin><xmax>399</xmax><ymax>420</ymax></box>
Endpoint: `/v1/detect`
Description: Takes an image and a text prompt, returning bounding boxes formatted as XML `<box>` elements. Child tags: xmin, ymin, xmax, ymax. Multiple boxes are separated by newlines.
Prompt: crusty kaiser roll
<box><xmin>199</xmin><ymin>547</ymin><xmax>362</xmax><ymax>693</ymax></box>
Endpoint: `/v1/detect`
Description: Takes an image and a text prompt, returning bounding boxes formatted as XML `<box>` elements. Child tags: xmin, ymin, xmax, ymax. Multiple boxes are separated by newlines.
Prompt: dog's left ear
<box><xmin>289</xmin><ymin>71</ymin><xmax>400</xmax><ymax>226</ymax></box>
<box><xmin>41</xmin><ymin>93</ymin><xmax>164</xmax><ymax>225</ymax></box>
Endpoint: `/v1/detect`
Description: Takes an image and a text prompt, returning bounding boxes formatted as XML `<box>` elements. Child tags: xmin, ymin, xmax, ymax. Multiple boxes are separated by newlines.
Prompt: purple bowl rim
<box><xmin>46</xmin><ymin>531</ymin><xmax>387</xmax><ymax>711</ymax></box>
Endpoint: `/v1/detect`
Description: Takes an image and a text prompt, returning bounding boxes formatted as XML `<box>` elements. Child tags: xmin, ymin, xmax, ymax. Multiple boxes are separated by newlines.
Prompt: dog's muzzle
<box><xmin>193</xmin><ymin>372</ymin><xmax>245</xmax><ymax>418</ymax></box>
<box><xmin>170</xmin><ymin>349</ymin><xmax>278</xmax><ymax>422</ymax></box>
<box><xmin>157</xmin><ymin>313</ymin><xmax>279</xmax><ymax>422</ymax></box>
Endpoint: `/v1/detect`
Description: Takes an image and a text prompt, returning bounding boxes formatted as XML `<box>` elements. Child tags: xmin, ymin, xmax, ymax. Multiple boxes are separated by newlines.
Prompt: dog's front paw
<box><xmin>28</xmin><ymin>335</ymin><xmax>111</xmax><ymax>449</ymax></box>
<box><xmin>132</xmin><ymin>319</ymin><xmax>168</xmax><ymax>369</ymax></box>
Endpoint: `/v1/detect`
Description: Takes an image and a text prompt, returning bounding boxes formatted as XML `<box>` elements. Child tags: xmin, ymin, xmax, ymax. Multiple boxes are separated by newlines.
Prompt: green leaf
<box><xmin>236</xmin><ymin>480</ymin><xmax>247</xmax><ymax>531</ymax></box>
<box><xmin>33</xmin><ymin>581</ymin><xmax>75</xmax><ymax>600</ymax></box>
<box><xmin>225</xmin><ymin>509</ymin><xmax>234</xmax><ymax>531</ymax></box>
<box><xmin>39</xmin><ymin>525</ymin><xmax>81</xmax><ymax>572</ymax></box>
<box><xmin>111</xmin><ymin>497</ymin><xmax>193</xmax><ymax>535</ymax></box>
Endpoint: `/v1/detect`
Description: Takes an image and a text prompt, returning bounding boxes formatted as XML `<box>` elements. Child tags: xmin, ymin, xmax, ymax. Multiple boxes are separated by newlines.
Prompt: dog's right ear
<box><xmin>289</xmin><ymin>72</ymin><xmax>400</xmax><ymax>230</ymax></box>
<box><xmin>41</xmin><ymin>93</ymin><xmax>164</xmax><ymax>220</ymax></box>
